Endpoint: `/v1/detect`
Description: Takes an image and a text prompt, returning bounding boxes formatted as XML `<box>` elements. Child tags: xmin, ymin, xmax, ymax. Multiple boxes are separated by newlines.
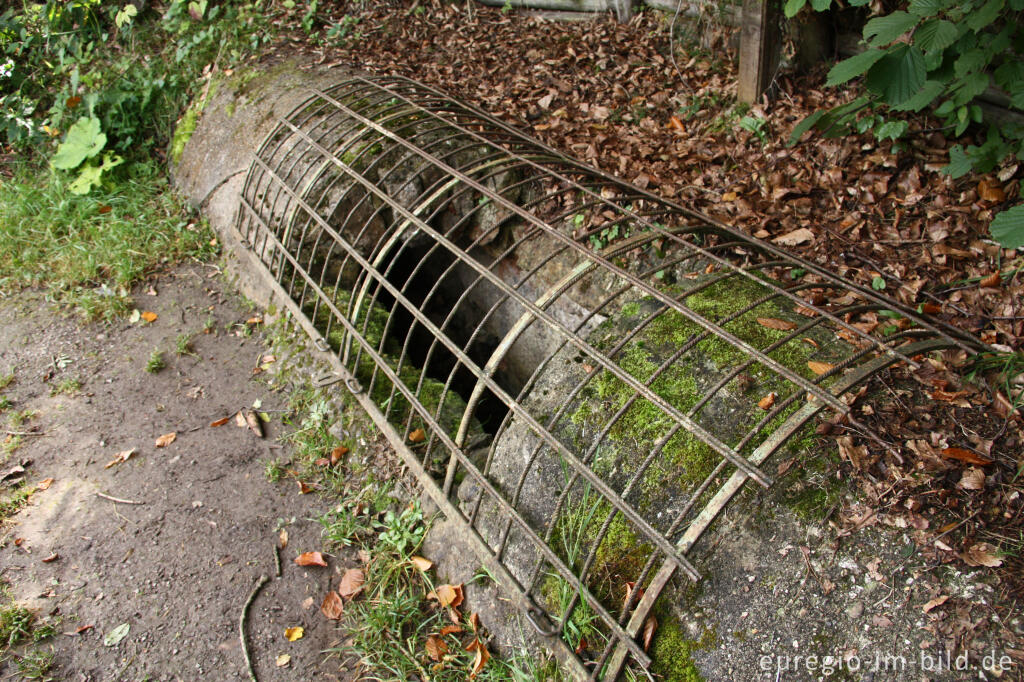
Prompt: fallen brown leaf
<box><xmin>960</xmin><ymin>542</ymin><xmax>1003</xmax><ymax>567</ymax></box>
<box><xmin>140</xmin><ymin>311</ymin><xmax>158</xmax><ymax>323</ymax></box>
<box><xmin>807</xmin><ymin>361</ymin><xmax>835</xmax><ymax>376</ymax></box>
<box><xmin>958</xmin><ymin>467</ymin><xmax>985</xmax><ymax>490</ymax></box>
<box><xmin>338</xmin><ymin>568</ymin><xmax>365</xmax><ymax>599</ymax></box>
<box><xmin>642</xmin><ymin>614</ymin><xmax>658</xmax><ymax>652</ymax></box>
<box><xmin>244</xmin><ymin>410</ymin><xmax>263</xmax><ymax>437</ymax></box>
<box><xmin>275</xmin><ymin>654</ymin><xmax>291</xmax><ymax>667</ymax></box>
<box><xmin>104</xmin><ymin>449</ymin><xmax>137</xmax><ymax>469</ymax></box>
<box><xmin>294</xmin><ymin>551</ymin><xmax>328</xmax><ymax>567</ymax></box>
<box><xmin>284</xmin><ymin>626</ymin><xmax>303</xmax><ymax>641</ymax></box>
<box><xmin>428</xmin><ymin>583</ymin><xmax>464</xmax><ymax>609</ymax></box>
<box><xmin>234</xmin><ymin>411</ymin><xmax>246</xmax><ymax>428</ymax></box>
<box><xmin>978</xmin><ymin>272</ymin><xmax>1001</xmax><ymax>288</ymax></box>
<box><xmin>440</xmin><ymin>624</ymin><xmax>463</xmax><ymax>636</ymax></box>
<box><xmin>154</xmin><ymin>432</ymin><xmax>176</xmax><ymax>448</ymax></box>
<box><xmin>298</xmin><ymin>480</ymin><xmax>315</xmax><ymax>495</ymax></box>
<box><xmin>410</xmin><ymin>555</ymin><xmax>433</xmax><ymax>571</ymax></box>
<box><xmin>209</xmin><ymin>417</ymin><xmax>229</xmax><ymax>427</ymax></box>
<box><xmin>330</xmin><ymin>445</ymin><xmax>349</xmax><ymax>465</ymax></box>
<box><xmin>756</xmin><ymin>317</ymin><xmax>797</xmax><ymax>331</ymax></box>
<box><xmin>426</xmin><ymin>634</ymin><xmax>448</xmax><ymax>662</ymax></box>
<box><xmin>42</xmin><ymin>553</ymin><xmax>59</xmax><ymax>563</ymax></box>
<box><xmin>321</xmin><ymin>591</ymin><xmax>344</xmax><ymax>620</ymax></box>
<box><xmin>279</xmin><ymin>529</ymin><xmax>288</xmax><ymax>549</ymax></box>
<box><xmin>465</xmin><ymin>637</ymin><xmax>490</xmax><ymax>679</ymax></box>
<box><xmin>940</xmin><ymin>447</ymin><xmax>992</xmax><ymax>466</ymax></box>
<box><xmin>758</xmin><ymin>392</ymin><xmax>777</xmax><ymax>410</ymax></box>
<box><xmin>36</xmin><ymin>477</ymin><xmax>55</xmax><ymax>490</ymax></box>
<box><xmin>773</xmin><ymin>227</ymin><xmax>814</xmax><ymax>246</ymax></box>
<box><xmin>922</xmin><ymin>595</ymin><xmax>949</xmax><ymax>613</ymax></box>
<box><xmin>409</xmin><ymin>428</ymin><xmax>426</xmax><ymax>444</ymax></box>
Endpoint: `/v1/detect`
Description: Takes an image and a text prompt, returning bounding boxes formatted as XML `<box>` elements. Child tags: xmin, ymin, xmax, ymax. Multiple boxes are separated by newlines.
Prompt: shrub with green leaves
<box><xmin>787</xmin><ymin>0</ymin><xmax>1024</xmax><ymax>248</ymax></box>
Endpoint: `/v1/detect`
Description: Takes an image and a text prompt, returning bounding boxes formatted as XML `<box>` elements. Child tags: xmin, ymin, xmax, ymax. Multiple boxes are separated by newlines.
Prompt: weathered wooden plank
<box><xmin>737</xmin><ymin>0</ymin><xmax>781</xmax><ymax>103</ymax></box>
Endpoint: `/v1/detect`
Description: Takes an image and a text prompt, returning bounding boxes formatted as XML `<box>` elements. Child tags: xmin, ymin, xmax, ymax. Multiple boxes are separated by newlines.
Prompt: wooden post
<box><xmin>737</xmin><ymin>0</ymin><xmax>781</xmax><ymax>104</ymax></box>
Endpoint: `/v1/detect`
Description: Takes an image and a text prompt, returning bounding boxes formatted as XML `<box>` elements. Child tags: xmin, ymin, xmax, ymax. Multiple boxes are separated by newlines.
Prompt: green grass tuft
<box><xmin>0</xmin><ymin>161</ymin><xmax>216</xmax><ymax>320</ymax></box>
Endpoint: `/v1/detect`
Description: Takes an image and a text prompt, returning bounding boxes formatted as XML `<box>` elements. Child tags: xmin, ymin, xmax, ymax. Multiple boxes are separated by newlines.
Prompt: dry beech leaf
<box><xmin>426</xmin><ymin>634</ymin><xmax>448</xmax><ymax>662</ymax></box>
<box><xmin>321</xmin><ymin>591</ymin><xmax>344</xmax><ymax>620</ymax></box>
<box><xmin>468</xmin><ymin>611</ymin><xmax>481</xmax><ymax>633</ymax></box>
<box><xmin>978</xmin><ymin>272</ymin><xmax>1001</xmax><ymax>288</ymax></box>
<box><xmin>244</xmin><ymin>410</ymin><xmax>263</xmax><ymax>437</ymax></box>
<box><xmin>279</xmin><ymin>529</ymin><xmax>288</xmax><ymax>549</ymax></box>
<box><xmin>667</xmin><ymin>115</ymin><xmax>684</xmax><ymax>131</ymax></box>
<box><xmin>315</xmin><ymin>458</ymin><xmax>330</xmax><ymax>467</ymax></box>
<box><xmin>465</xmin><ymin>637</ymin><xmax>490</xmax><ymax>679</ymax></box>
<box><xmin>154</xmin><ymin>432</ymin><xmax>176</xmax><ymax>448</ymax></box>
<box><xmin>284</xmin><ymin>626</ymin><xmax>304</xmax><ymax>642</ymax></box>
<box><xmin>922</xmin><ymin>595</ymin><xmax>949</xmax><ymax>613</ymax></box>
<box><xmin>42</xmin><ymin>553</ymin><xmax>59</xmax><ymax>563</ymax></box>
<box><xmin>919</xmin><ymin>302</ymin><xmax>942</xmax><ymax>314</ymax></box>
<box><xmin>140</xmin><ymin>311</ymin><xmax>158</xmax><ymax>323</ymax></box>
<box><xmin>234</xmin><ymin>411</ymin><xmax>247</xmax><ymax>428</ymax></box>
<box><xmin>757</xmin><ymin>392</ymin><xmax>777</xmax><ymax>410</ymax></box>
<box><xmin>756</xmin><ymin>317</ymin><xmax>797</xmax><ymax>331</ymax></box>
<box><xmin>104</xmin><ymin>449</ymin><xmax>137</xmax><ymax>469</ymax></box>
<box><xmin>773</xmin><ymin>227</ymin><xmax>814</xmax><ymax>246</ymax></box>
<box><xmin>440</xmin><ymin>624</ymin><xmax>463</xmax><ymax>636</ymax></box>
<box><xmin>294</xmin><ymin>551</ymin><xmax>328</xmax><ymax>567</ymax></box>
<box><xmin>940</xmin><ymin>447</ymin><xmax>992</xmax><ymax>467</ymax></box>
<box><xmin>408</xmin><ymin>428</ymin><xmax>426</xmax><ymax>444</ymax></box>
<box><xmin>338</xmin><ymin>568</ymin><xmax>365</xmax><ymax>599</ymax></box>
<box><xmin>209</xmin><ymin>417</ymin><xmax>229</xmax><ymax>427</ymax></box>
<box><xmin>836</xmin><ymin>436</ymin><xmax>867</xmax><ymax>471</ymax></box>
<box><xmin>977</xmin><ymin>179</ymin><xmax>1005</xmax><ymax>202</ymax></box>
<box><xmin>330</xmin><ymin>445</ymin><xmax>349</xmax><ymax>465</ymax></box>
<box><xmin>275</xmin><ymin>654</ymin><xmax>291</xmax><ymax>667</ymax></box>
<box><xmin>958</xmin><ymin>467</ymin><xmax>985</xmax><ymax>490</ymax></box>
<box><xmin>410</xmin><ymin>555</ymin><xmax>433</xmax><ymax>571</ymax></box>
<box><xmin>642</xmin><ymin>614</ymin><xmax>658</xmax><ymax>652</ymax></box>
<box><xmin>960</xmin><ymin>542</ymin><xmax>1003</xmax><ymax>567</ymax></box>
<box><xmin>37</xmin><ymin>477</ymin><xmax>55</xmax><ymax>490</ymax></box>
<box><xmin>807</xmin><ymin>361</ymin><xmax>834</xmax><ymax>376</ymax></box>
<box><xmin>429</xmin><ymin>584</ymin><xmax>464</xmax><ymax>609</ymax></box>
<box><xmin>298</xmin><ymin>480</ymin><xmax>315</xmax><ymax>495</ymax></box>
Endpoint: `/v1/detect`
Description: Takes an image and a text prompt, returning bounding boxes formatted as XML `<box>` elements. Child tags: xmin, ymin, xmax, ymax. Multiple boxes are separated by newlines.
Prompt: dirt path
<box><xmin>0</xmin><ymin>266</ymin><xmax>357</xmax><ymax>681</ymax></box>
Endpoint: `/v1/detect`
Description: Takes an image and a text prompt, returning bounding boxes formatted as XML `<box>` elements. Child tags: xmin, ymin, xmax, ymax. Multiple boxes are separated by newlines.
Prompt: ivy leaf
<box><xmin>783</xmin><ymin>0</ymin><xmax>807</xmax><ymax>18</ymax></box>
<box><xmin>891</xmin><ymin>79</ymin><xmax>946</xmax><ymax>111</ymax></box>
<box><xmin>989</xmin><ymin>205</ymin><xmax>1024</xmax><ymax>249</ymax></box>
<box><xmin>865</xmin><ymin>45</ymin><xmax>926</xmax><ymax>105</ymax></box>
<box><xmin>966</xmin><ymin>0</ymin><xmax>1004</xmax><ymax>31</ymax></box>
<box><xmin>864</xmin><ymin>12</ymin><xmax>918</xmax><ymax>47</ymax></box>
<box><xmin>914</xmin><ymin>19</ymin><xmax>959</xmax><ymax>52</ymax></box>
<box><xmin>826</xmin><ymin>49</ymin><xmax>886</xmax><ymax>86</ymax></box>
<box><xmin>52</xmin><ymin>116</ymin><xmax>106</xmax><ymax>170</ymax></box>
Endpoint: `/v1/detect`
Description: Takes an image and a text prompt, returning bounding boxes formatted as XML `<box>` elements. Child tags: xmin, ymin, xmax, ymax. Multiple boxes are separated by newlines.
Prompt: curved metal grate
<box><xmin>235</xmin><ymin>74</ymin><xmax>978</xmax><ymax>680</ymax></box>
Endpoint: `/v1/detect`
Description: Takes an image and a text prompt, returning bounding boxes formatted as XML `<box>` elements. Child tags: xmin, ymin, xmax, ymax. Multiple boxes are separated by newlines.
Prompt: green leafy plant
<box><xmin>145</xmin><ymin>349</ymin><xmax>165</xmax><ymax>373</ymax></box>
<box><xmin>788</xmin><ymin>0</ymin><xmax>1024</xmax><ymax>248</ymax></box>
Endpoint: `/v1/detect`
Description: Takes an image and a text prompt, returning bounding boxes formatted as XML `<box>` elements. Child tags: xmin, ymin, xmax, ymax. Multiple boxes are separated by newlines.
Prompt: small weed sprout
<box><xmin>0</xmin><ymin>373</ymin><xmax>13</xmax><ymax>391</ymax></box>
<box><xmin>174</xmin><ymin>333</ymin><xmax>196</xmax><ymax>357</ymax></box>
<box><xmin>49</xmin><ymin>377</ymin><xmax>82</xmax><ymax>396</ymax></box>
<box><xmin>16</xmin><ymin>648</ymin><xmax>55</xmax><ymax>680</ymax></box>
<box><xmin>145</xmin><ymin>349</ymin><xmax>165</xmax><ymax>373</ymax></box>
<box><xmin>264</xmin><ymin>459</ymin><xmax>286</xmax><ymax>483</ymax></box>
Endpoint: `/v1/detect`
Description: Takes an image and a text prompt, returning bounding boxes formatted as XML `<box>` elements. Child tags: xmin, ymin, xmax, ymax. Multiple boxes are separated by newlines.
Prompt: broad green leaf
<box><xmin>954</xmin><ymin>48</ymin><xmax>987</xmax><ymax>78</ymax></box>
<box><xmin>875</xmin><ymin>119</ymin><xmax>909</xmax><ymax>141</ymax></box>
<box><xmin>810</xmin><ymin>0</ymin><xmax>832</xmax><ymax>10</ymax></box>
<box><xmin>787</xmin><ymin>110</ymin><xmax>826</xmax><ymax>146</ymax></box>
<box><xmin>115</xmin><ymin>4</ymin><xmax>137</xmax><ymax>28</ymax></box>
<box><xmin>914</xmin><ymin>19</ymin><xmax>958</xmax><ymax>52</ymax></box>
<box><xmin>1011</xmin><ymin>0</ymin><xmax>1024</xmax><ymax>9</ymax></box>
<box><xmin>784</xmin><ymin>0</ymin><xmax>807</xmax><ymax>17</ymax></box>
<box><xmin>68</xmin><ymin>152</ymin><xmax>123</xmax><ymax>195</ymax></box>
<box><xmin>966</xmin><ymin>0</ymin><xmax>1004</xmax><ymax>31</ymax></box>
<box><xmin>891</xmin><ymin>79</ymin><xmax>946</xmax><ymax>111</ymax></box>
<box><xmin>865</xmin><ymin>45</ymin><xmax>927</xmax><ymax>105</ymax></box>
<box><xmin>951</xmin><ymin>73</ymin><xmax>989</xmax><ymax>106</ymax></box>
<box><xmin>864</xmin><ymin>12</ymin><xmax>918</xmax><ymax>47</ymax></box>
<box><xmin>908</xmin><ymin>0</ymin><xmax>947</xmax><ymax>16</ymax></box>
<box><xmin>51</xmin><ymin>116</ymin><xmax>106</xmax><ymax>170</ymax></box>
<box><xmin>989</xmin><ymin>204</ymin><xmax>1024</xmax><ymax>249</ymax></box>
<box><xmin>826</xmin><ymin>49</ymin><xmax>886</xmax><ymax>86</ymax></box>
<box><xmin>944</xmin><ymin>144</ymin><xmax>973</xmax><ymax>177</ymax></box>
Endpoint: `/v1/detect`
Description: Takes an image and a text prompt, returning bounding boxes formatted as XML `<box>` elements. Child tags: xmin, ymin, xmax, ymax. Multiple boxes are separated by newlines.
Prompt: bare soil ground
<box><xmin>0</xmin><ymin>265</ymin><xmax>358</xmax><ymax>681</ymax></box>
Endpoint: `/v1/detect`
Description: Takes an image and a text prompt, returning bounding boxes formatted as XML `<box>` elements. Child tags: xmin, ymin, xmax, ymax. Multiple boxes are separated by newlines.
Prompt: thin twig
<box><xmin>240</xmin><ymin>574</ymin><xmax>269</xmax><ymax>682</ymax></box>
<box><xmin>3</xmin><ymin>430</ymin><xmax>46</xmax><ymax>437</ymax></box>
<box><xmin>96</xmin><ymin>492</ymin><xmax>145</xmax><ymax>505</ymax></box>
<box><xmin>273</xmin><ymin>544</ymin><xmax>281</xmax><ymax>578</ymax></box>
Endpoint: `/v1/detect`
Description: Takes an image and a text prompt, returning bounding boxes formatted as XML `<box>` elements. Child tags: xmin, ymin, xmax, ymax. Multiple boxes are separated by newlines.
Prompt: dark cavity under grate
<box><xmin>235</xmin><ymin>74</ymin><xmax>978</xmax><ymax>680</ymax></box>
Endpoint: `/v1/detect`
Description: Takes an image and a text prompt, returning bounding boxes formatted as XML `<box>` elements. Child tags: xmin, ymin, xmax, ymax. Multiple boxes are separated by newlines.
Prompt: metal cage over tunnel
<box><xmin>235</xmin><ymin>75</ymin><xmax>978</xmax><ymax>680</ymax></box>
